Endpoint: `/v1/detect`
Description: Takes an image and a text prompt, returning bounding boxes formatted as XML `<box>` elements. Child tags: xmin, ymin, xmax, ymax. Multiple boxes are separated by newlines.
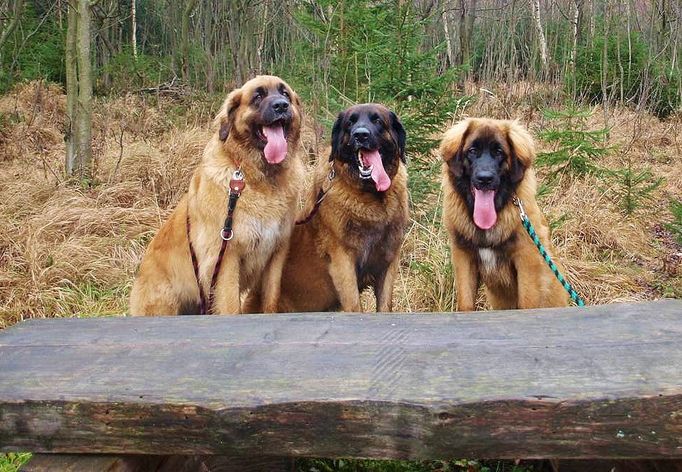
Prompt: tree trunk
<box><xmin>131</xmin><ymin>0</ymin><xmax>137</xmax><ymax>59</ymax></box>
<box><xmin>181</xmin><ymin>0</ymin><xmax>199</xmax><ymax>83</ymax></box>
<box><xmin>601</xmin><ymin>0</ymin><xmax>610</xmax><ymax>124</ymax></box>
<box><xmin>570</xmin><ymin>0</ymin><xmax>583</xmax><ymax>66</ymax></box>
<box><xmin>569</xmin><ymin>0</ymin><xmax>582</xmax><ymax>97</ymax></box>
<box><xmin>256</xmin><ymin>0</ymin><xmax>269</xmax><ymax>74</ymax></box>
<box><xmin>0</xmin><ymin>0</ymin><xmax>24</xmax><ymax>53</ymax></box>
<box><xmin>466</xmin><ymin>0</ymin><xmax>477</xmax><ymax>62</ymax></box>
<box><xmin>529</xmin><ymin>0</ymin><xmax>549</xmax><ymax>75</ymax></box>
<box><xmin>456</xmin><ymin>0</ymin><xmax>477</xmax><ymax>74</ymax></box>
<box><xmin>76</xmin><ymin>0</ymin><xmax>93</xmax><ymax>181</ymax></box>
<box><xmin>65</xmin><ymin>2</ymin><xmax>78</xmax><ymax>176</ymax></box>
<box><xmin>507</xmin><ymin>0</ymin><xmax>517</xmax><ymax>82</ymax></box>
<box><xmin>441</xmin><ymin>0</ymin><xmax>454</xmax><ymax>67</ymax></box>
<box><xmin>458</xmin><ymin>0</ymin><xmax>468</xmax><ymax>65</ymax></box>
<box><xmin>671</xmin><ymin>0</ymin><xmax>679</xmax><ymax>73</ymax></box>
<box><xmin>588</xmin><ymin>0</ymin><xmax>595</xmax><ymax>47</ymax></box>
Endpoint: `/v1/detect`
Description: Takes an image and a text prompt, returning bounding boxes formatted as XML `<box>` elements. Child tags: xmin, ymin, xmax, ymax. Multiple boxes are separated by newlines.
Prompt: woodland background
<box><xmin>0</xmin><ymin>1</ymin><xmax>681</xmax><ymax>471</ymax></box>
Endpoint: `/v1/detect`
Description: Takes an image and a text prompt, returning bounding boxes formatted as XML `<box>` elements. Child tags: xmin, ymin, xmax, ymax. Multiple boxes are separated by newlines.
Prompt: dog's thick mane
<box><xmin>440</xmin><ymin>118</ymin><xmax>538</xmax><ymax>248</ymax></box>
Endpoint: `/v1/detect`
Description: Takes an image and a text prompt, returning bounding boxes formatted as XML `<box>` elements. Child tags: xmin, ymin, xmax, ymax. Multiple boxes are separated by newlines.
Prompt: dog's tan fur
<box><xmin>440</xmin><ymin>118</ymin><xmax>569</xmax><ymax>311</ymax></box>
<box><xmin>247</xmin><ymin>104</ymin><xmax>409</xmax><ymax>313</ymax></box>
<box><xmin>129</xmin><ymin>76</ymin><xmax>305</xmax><ymax>315</ymax></box>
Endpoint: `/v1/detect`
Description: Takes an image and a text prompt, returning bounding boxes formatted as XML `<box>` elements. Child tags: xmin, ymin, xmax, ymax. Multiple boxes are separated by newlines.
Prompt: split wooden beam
<box><xmin>1</xmin><ymin>300</ymin><xmax>681</xmax><ymax>460</ymax></box>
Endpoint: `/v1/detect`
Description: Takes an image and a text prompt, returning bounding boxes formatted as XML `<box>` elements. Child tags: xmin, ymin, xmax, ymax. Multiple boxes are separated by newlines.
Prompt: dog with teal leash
<box><xmin>440</xmin><ymin>118</ymin><xmax>583</xmax><ymax>311</ymax></box>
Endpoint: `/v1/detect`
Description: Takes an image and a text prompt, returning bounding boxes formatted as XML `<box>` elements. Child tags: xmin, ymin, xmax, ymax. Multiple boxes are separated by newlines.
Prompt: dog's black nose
<box><xmin>474</xmin><ymin>170</ymin><xmax>495</xmax><ymax>187</ymax></box>
<box><xmin>352</xmin><ymin>127</ymin><xmax>370</xmax><ymax>142</ymax></box>
<box><xmin>272</xmin><ymin>99</ymin><xmax>289</xmax><ymax>114</ymax></box>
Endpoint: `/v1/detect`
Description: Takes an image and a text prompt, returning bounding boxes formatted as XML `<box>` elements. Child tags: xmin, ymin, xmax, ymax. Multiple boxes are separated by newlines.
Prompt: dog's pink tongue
<box><xmin>473</xmin><ymin>188</ymin><xmax>497</xmax><ymax>230</ymax></box>
<box><xmin>262</xmin><ymin>124</ymin><xmax>287</xmax><ymax>164</ymax></box>
<box><xmin>361</xmin><ymin>149</ymin><xmax>391</xmax><ymax>192</ymax></box>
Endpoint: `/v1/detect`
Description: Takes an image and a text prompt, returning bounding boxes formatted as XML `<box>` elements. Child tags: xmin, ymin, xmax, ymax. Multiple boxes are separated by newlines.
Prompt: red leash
<box><xmin>295</xmin><ymin>188</ymin><xmax>326</xmax><ymax>225</ymax></box>
<box><xmin>187</xmin><ymin>169</ymin><xmax>246</xmax><ymax>315</ymax></box>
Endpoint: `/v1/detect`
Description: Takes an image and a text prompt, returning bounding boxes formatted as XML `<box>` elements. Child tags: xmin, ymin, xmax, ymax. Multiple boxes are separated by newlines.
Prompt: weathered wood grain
<box><xmin>1</xmin><ymin>300</ymin><xmax>681</xmax><ymax>459</ymax></box>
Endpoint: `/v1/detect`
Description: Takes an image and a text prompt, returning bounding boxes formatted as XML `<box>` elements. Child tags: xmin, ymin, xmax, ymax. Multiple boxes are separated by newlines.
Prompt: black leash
<box><xmin>187</xmin><ymin>168</ymin><xmax>245</xmax><ymax>314</ymax></box>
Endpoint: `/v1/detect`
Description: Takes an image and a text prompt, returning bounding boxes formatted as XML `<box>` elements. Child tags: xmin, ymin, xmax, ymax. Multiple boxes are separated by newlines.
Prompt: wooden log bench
<box><xmin>0</xmin><ymin>300</ymin><xmax>681</xmax><ymax>471</ymax></box>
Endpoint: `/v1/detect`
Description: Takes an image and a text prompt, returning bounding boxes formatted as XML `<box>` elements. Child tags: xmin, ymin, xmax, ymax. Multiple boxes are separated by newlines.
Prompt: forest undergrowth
<box><xmin>0</xmin><ymin>80</ymin><xmax>680</xmax><ymax>328</ymax></box>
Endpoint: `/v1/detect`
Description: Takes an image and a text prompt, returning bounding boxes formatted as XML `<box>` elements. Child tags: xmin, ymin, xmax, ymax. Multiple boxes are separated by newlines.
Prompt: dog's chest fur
<box><xmin>454</xmin><ymin>227</ymin><xmax>517</xmax><ymax>289</ymax></box>
<box><xmin>238</xmin><ymin>215</ymin><xmax>283</xmax><ymax>278</ymax></box>
<box><xmin>345</xmin><ymin>217</ymin><xmax>404</xmax><ymax>289</ymax></box>
<box><xmin>476</xmin><ymin>246</ymin><xmax>514</xmax><ymax>288</ymax></box>
<box><xmin>190</xmin><ymin>159</ymin><xmax>301</xmax><ymax>295</ymax></box>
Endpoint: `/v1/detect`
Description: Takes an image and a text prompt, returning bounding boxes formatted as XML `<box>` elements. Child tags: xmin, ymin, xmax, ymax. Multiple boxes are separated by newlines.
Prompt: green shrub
<box><xmin>666</xmin><ymin>200</ymin><xmax>682</xmax><ymax>245</ymax></box>
<box><xmin>537</xmin><ymin>107</ymin><xmax>610</xmax><ymax>178</ymax></box>
<box><xmin>0</xmin><ymin>452</ymin><xmax>31</xmax><ymax>472</ymax></box>
<box><xmin>285</xmin><ymin>0</ymin><xmax>467</xmax><ymax>157</ymax></box>
<box><xmin>567</xmin><ymin>29</ymin><xmax>681</xmax><ymax>118</ymax></box>
<box><xmin>98</xmin><ymin>47</ymin><xmax>173</xmax><ymax>94</ymax></box>
<box><xmin>0</xmin><ymin>6</ymin><xmax>65</xmax><ymax>93</ymax></box>
<box><xmin>606</xmin><ymin>165</ymin><xmax>663</xmax><ymax>216</ymax></box>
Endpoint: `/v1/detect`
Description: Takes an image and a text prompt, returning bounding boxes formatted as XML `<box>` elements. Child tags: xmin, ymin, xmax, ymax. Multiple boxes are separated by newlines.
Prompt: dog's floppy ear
<box><xmin>329</xmin><ymin>111</ymin><xmax>345</xmax><ymax>162</ymax></box>
<box><xmin>505</xmin><ymin>121</ymin><xmax>535</xmax><ymax>183</ymax></box>
<box><xmin>439</xmin><ymin>119</ymin><xmax>472</xmax><ymax>177</ymax></box>
<box><xmin>389</xmin><ymin>111</ymin><xmax>407</xmax><ymax>163</ymax></box>
<box><xmin>215</xmin><ymin>89</ymin><xmax>242</xmax><ymax>142</ymax></box>
<box><xmin>291</xmin><ymin>89</ymin><xmax>303</xmax><ymax>109</ymax></box>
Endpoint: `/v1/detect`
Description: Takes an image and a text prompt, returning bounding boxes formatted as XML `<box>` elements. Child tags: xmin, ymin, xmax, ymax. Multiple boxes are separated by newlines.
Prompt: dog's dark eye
<box><xmin>349</xmin><ymin>114</ymin><xmax>358</xmax><ymax>124</ymax></box>
<box><xmin>253</xmin><ymin>88</ymin><xmax>266</xmax><ymax>103</ymax></box>
<box><xmin>467</xmin><ymin>148</ymin><xmax>478</xmax><ymax>158</ymax></box>
<box><xmin>279</xmin><ymin>85</ymin><xmax>290</xmax><ymax>99</ymax></box>
<box><xmin>370</xmin><ymin>114</ymin><xmax>382</xmax><ymax>125</ymax></box>
<box><xmin>493</xmin><ymin>147</ymin><xmax>504</xmax><ymax>159</ymax></box>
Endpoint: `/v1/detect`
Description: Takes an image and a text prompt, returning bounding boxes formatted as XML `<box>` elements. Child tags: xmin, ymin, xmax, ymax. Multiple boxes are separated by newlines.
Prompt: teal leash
<box><xmin>512</xmin><ymin>196</ymin><xmax>585</xmax><ymax>307</ymax></box>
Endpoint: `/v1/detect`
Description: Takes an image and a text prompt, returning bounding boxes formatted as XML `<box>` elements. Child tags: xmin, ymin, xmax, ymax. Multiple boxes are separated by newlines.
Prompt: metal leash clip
<box><xmin>229</xmin><ymin>168</ymin><xmax>246</xmax><ymax>194</ymax></box>
<box><xmin>232</xmin><ymin>168</ymin><xmax>244</xmax><ymax>182</ymax></box>
<box><xmin>512</xmin><ymin>196</ymin><xmax>528</xmax><ymax>222</ymax></box>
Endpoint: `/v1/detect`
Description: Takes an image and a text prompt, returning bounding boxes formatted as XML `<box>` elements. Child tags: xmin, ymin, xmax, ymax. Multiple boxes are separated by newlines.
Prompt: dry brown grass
<box><xmin>0</xmin><ymin>81</ymin><xmax>680</xmax><ymax>327</ymax></box>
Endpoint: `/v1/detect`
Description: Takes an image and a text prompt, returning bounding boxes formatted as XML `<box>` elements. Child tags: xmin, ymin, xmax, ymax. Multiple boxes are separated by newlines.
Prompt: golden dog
<box><xmin>129</xmin><ymin>76</ymin><xmax>304</xmax><ymax>315</ymax></box>
<box><xmin>440</xmin><ymin>118</ymin><xmax>569</xmax><ymax>311</ymax></box>
<box><xmin>247</xmin><ymin>104</ymin><xmax>409</xmax><ymax>313</ymax></box>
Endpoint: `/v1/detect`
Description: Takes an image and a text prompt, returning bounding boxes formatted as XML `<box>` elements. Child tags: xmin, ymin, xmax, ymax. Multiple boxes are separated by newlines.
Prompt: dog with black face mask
<box><xmin>245</xmin><ymin>103</ymin><xmax>409</xmax><ymax>313</ymax></box>
<box><xmin>440</xmin><ymin>118</ymin><xmax>569</xmax><ymax>311</ymax></box>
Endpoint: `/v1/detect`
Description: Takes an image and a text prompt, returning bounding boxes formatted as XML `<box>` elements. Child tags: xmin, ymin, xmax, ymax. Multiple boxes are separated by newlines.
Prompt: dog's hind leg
<box><xmin>328</xmin><ymin>247</ymin><xmax>362</xmax><ymax>312</ymax></box>
<box><xmin>374</xmin><ymin>254</ymin><xmax>399</xmax><ymax>312</ymax></box>
<box><xmin>211</xmin><ymin>251</ymin><xmax>241</xmax><ymax>314</ymax></box>
<box><xmin>515</xmin><ymin>260</ymin><xmax>548</xmax><ymax>309</ymax></box>
<box><xmin>242</xmin><ymin>287</ymin><xmax>262</xmax><ymax>314</ymax></box>
<box><xmin>486</xmin><ymin>286</ymin><xmax>518</xmax><ymax>310</ymax></box>
<box><xmin>129</xmin><ymin>275</ymin><xmax>186</xmax><ymax>316</ymax></box>
<box><xmin>259</xmin><ymin>240</ymin><xmax>290</xmax><ymax>313</ymax></box>
<box><xmin>451</xmin><ymin>243</ymin><xmax>479</xmax><ymax>312</ymax></box>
